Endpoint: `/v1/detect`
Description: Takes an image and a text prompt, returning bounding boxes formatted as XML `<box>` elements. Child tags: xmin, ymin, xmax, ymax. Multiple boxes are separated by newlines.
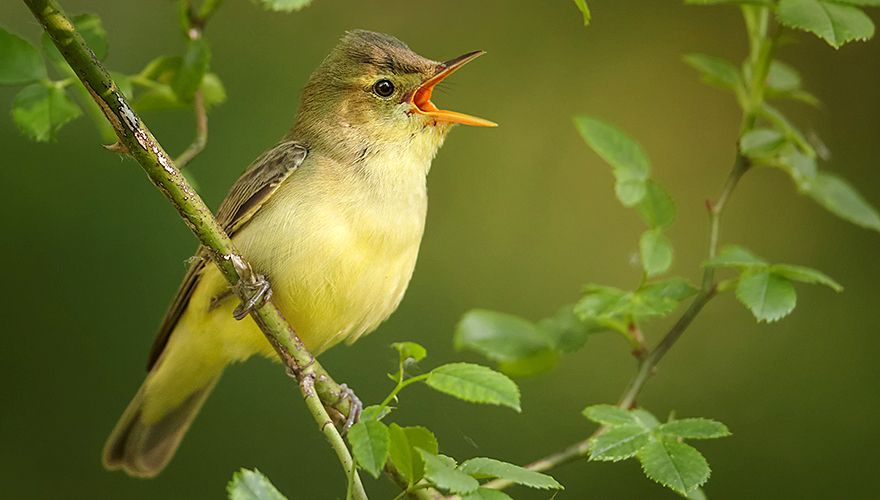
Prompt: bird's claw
<box><xmin>331</xmin><ymin>383</ymin><xmax>362</xmax><ymax>433</ymax></box>
<box><xmin>233</xmin><ymin>274</ymin><xmax>272</xmax><ymax>320</ymax></box>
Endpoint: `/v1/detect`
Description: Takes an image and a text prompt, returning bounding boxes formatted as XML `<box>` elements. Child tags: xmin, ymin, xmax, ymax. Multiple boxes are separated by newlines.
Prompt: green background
<box><xmin>2</xmin><ymin>1</ymin><xmax>879</xmax><ymax>498</ymax></box>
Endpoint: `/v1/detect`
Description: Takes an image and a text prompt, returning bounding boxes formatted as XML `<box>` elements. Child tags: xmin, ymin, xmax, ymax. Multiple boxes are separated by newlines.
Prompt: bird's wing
<box><xmin>146</xmin><ymin>141</ymin><xmax>308</xmax><ymax>369</ymax></box>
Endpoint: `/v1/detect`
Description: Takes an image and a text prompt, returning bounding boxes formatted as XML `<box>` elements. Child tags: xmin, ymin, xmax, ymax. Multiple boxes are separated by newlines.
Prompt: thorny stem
<box><xmin>485</xmin><ymin>6</ymin><xmax>773</xmax><ymax>492</ymax></box>
<box><xmin>23</xmin><ymin>0</ymin><xmax>365</xmax><ymax>497</ymax></box>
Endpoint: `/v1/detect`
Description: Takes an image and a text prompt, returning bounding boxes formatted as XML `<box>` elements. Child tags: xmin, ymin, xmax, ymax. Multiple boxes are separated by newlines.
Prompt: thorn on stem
<box><xmin>104</xmin><ymin>141</ymin><xmax>128</xmax><ymax>154</ymax></box>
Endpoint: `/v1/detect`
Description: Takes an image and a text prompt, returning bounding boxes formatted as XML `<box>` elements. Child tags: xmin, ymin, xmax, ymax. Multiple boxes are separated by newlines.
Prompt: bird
<box><xmin>102</xmin><ymin>29</ymin><xmax>495</xmax><ymax>478</ymax></box>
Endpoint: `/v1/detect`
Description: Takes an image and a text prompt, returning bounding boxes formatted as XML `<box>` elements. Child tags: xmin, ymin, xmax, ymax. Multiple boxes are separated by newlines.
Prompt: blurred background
<box><xmin>2</xmin><ymin>1</ymin><xmax>879</xmax><ymax>498</ymax></box>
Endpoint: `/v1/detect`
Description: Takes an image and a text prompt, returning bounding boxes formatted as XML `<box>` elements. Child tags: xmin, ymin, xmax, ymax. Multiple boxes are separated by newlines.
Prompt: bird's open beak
<box><xmin>410</xmin><ymin>50</ymin><xmax>498</xmax><ymax>127</ymax></box>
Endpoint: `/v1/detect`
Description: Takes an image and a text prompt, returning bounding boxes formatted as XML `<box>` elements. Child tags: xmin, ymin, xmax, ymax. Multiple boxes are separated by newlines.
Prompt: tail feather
<box><xmin>102</xmin><ymin>376</ymin><xmax>220</xmax><ymax>478</ymax></box>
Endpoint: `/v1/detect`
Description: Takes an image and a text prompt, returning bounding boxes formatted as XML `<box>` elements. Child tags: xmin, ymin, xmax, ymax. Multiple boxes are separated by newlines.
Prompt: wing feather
<box><xmin>146</xmin><ymin>141</ymin><xmax>308</xmax><ymax>369</ymax></box>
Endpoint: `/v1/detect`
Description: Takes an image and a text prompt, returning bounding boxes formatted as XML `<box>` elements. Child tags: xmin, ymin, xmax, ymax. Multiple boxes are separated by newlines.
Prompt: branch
<box><xmin>175</xmin><ymin>0</ymin><xmax>210</xmax><ymax>168</ymax></box>
<box><xmin>23</xmin><ymin>0</ymin><xmax>365</xmax><ymax>497</ymax></box>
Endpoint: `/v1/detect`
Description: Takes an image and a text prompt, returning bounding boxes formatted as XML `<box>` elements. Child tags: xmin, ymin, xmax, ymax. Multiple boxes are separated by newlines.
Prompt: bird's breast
<box><xmin>233</xmin><ymin>152</ymin><xmax>430</xmax><ymax>354</ymax></box>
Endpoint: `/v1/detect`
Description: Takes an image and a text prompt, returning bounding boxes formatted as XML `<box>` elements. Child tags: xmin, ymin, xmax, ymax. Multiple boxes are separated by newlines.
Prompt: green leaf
<box><xmin>257</xmin><ymin>0</ymin><xmax>314</xmax><ymax>12</ymax></box>
<box><xmin>12</xmin><ymin>82</ymin><xmax>82</xmax><ymax>141</ymax></box>
<box><xmin>736</xmin><ymin>269</ymin><xmax>797</xmax><ymax>322</ymax></box>
<box><xmin>392</xmin><ymin>341</ymin><xmax>427</xmax><ymax>363</ymax></box>
<box><xmin>388</xmin><ymin>424</ymin><xmax>438</xmax><ymax>485</ymax></box>
<box><xmin>635</xmin><ymin>278</ymin><xmax>699</xmax><ymax>317</ymax></box>
<box><xmin>454</xmin><ymin>310</ymin><xmax>551</xmax><ymax>363</ymax></box>
<box><xmin>459</xmin><ymin>457</ymin><xmax>563</xmax><ymax>490</ymax></box>
<box><xmin>572</xmin><ymin>0</ymin><xmax>591</xmax><ymax>25</ymax></box>
<box><xmin>360</xmin><ymin>404</ymin><xmax>391</xmax><ymax>422</ymax></box>
<box><xmin>42</xmin><ymin>14</ymin><xmax>108</xmax><ymax>69</ymax></box>
<box><xmin>759</xmin><ymin>104</ymin><xmax>814</xmax><ymax>155</ymax></box>
<box><xmin>583</xmin><ymin>404</ymin><xmax>639</xmax><ymax>426</ymax></box>
<box><xmin>418</xmin><ymin>451</ymin><xmax>479</xmax><ymax>494</ymax></box>
<box><xmin>0</xmin><ymin>26</ymin><xmax>46</xmax><ymax>84</ymax></box>
<box><xmin>766</xmin><ymin>60</ymin><xmax>802</xmax><ymax>93</ymax></box>
<box><xmin>574</xmin><ymin>116</ymin><xmax>651</xmax><ymax>206</ymax></box>
<box><xmin>832</xmin><ymin>0</ymin><xmax>880</xmax><ymax>5</ymax></box>
<box><xmin>637</xmin><ymin>437</ymin><xmax>711</xmax><ymax>496</ymax></box>
<box><xmin>658</xmin><ymin>418</ymin><xmax>731</xmax><ymax>440</ymax></box>
<box><xmin>682</xmin><ymin>53</ymin><xmax>743</xmax><ymax>91</ymax></box>
<box><xmin>770</xmin><ymin>264</ymin><xmax>843</xmax><ymax>292</ymax></box>
<box><xmin>637</xmin><ymin>180</ymin><xmax>676</xmax><ymax>228</ymax></box>
<box><xmin>496</xmin><ymin>350</ymin><xmax>560</xmax><ymax>378</ymax></box>
<box><xmin>740</xmin><ymin>128</ymin><xmax>787</xmax><ymax>158</ymax></box>
<box><xmin>640</xmin><ymin>230</ymin><xmax>674</xmax><ymax>277</ymax></box>
<box><xmin>426</xmin><ymin>363</ymin><xmax>521</xmax><ymax>411</ymax></box>
<box><xmin>227</xmin><ymin>468</ymin><xmax>287</xmax><ymax>500</ymax></box>
<box><xmin>348</xmin><ymin>420</ymin><xmax>390</xmax><ymax>478</ymax></box>
<box><xmin>777</xmin><ymin>0</ymin><xmax>875</xmax><ymax>48</ymax></box>
<box><xmin>537</xmin><ymin>305</ymin><xmax>599</xmax><ymax>353</ymax></box>
<box><xmin>704</xmin><ymin>245</ymin><xmax>767</xmax><ymax>268</ymax></box>
<box><xmin>589</xmin><ymin>425</ymin><xmax>652</xmax><ymax>461</ymax></box>
<box><xmin>461</xmin><ymin>488</ymin><xmax>513</xmax><ymax>500</ymax></box>
<box><xmin>173</xmin><ymin>38</ymin><xmax>211</xmax><ymax>101</ymax></box>
<box><xmin>804</xmin><ymin>172</ymin><xmax>880</xmax><ymax>232</ymax></box>
<box><xmin>201</xmin><ymin>72</ymin><xmax>227</xmax><ymax>107</ymax></box>
<box><xmin>776</xmin><ymin>146</ymin><xmax>818</xmax><ymax>190</ymax></box>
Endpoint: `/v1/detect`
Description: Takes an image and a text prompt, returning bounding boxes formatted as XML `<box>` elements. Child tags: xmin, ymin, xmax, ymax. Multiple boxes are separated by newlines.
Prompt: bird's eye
<box><xmin>372</xmin><ymin>79</ymin><xmax>395</xmax><ymax>98</ymax></box>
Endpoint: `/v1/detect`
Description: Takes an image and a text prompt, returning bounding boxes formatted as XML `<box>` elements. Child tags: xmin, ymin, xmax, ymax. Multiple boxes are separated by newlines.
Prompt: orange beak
<box><xmin>410</xmin><ymin>50</ymin><xmax>498</xmax><ymax>127</ymax></box>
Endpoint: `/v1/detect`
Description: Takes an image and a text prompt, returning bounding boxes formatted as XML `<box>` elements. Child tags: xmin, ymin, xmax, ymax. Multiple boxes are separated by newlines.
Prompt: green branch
<box><xmin>22</xmin><ymin>0</ymin><xmax>365</xmax><ymax>497</ymax></box>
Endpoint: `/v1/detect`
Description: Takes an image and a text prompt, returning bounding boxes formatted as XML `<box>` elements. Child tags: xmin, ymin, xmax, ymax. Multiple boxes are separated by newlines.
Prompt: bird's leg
<box><xmin>230</xmin><ymin>254</ymin><xmax>273</xmax><ymax>320</ymax></box>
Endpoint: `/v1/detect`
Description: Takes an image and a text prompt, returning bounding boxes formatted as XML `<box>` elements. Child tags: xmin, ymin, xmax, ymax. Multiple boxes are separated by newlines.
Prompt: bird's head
<box><xmin>292</xmin><ymin>30</ymin><xmax>495</xmax><ymax>162</ymax></box>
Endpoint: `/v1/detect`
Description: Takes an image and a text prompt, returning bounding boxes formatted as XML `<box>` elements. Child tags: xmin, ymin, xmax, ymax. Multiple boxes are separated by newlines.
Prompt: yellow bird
<box><xmin>103</xmin><ymin>29</ymin><xmax>495</xmax><ymax>477</ymax></box>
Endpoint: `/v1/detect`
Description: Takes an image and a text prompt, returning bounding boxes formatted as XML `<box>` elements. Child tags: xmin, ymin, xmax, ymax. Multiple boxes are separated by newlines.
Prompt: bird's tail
<box><xmin>102</xmin><ymin>372</ymin><xmax>220</xmax><ymax>478</ymax></box>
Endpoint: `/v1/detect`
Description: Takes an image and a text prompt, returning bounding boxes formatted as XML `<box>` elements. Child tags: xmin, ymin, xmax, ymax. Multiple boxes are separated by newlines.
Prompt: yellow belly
<box><xmin>142</xmin><ymin>158</ymin><xmax>427</xmax><ymax>422</ymax></box>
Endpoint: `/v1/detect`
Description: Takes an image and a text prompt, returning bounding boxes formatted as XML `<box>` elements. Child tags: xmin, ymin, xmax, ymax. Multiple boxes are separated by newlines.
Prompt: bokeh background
<box><xmin>2</xmin><ymin>1</ymin><xmax>879</xmax><ymax>498</ymax></box>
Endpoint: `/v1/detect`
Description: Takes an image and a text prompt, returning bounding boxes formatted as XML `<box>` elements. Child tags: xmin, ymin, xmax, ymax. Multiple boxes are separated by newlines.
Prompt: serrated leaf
<box><xmin>759</xmin><ymin>104</ymin><xmax>814</xmax><ymax>155</ymax></box>
<box><xmin>637</xmin><ymin>437</ymin><xmax>711</xmax><ymax>495</ymax></box>
<box><xmin>348</xmin><ymin>420</ymin><xmax>390</xmax><ymax>478</ymax></box>
<box><xmin>574</xmin><ymin>116</ymin><xmax>651</xmax><ymax>206</ymax></box>
<box><xmin>770</xmin><ymin>264</ymin><xmax>843</xmax><ymax>292</ymax></box>
<box><xmin>173</xmin><ymin>38</ymin><xmax>211</xmax><ymax>101</ymax></box>
<box><xmin>41</xmin><ymin>14</ymin><xmax>108</xmax><ymax>70</ymax></box>
<box><xmin>392</xmin><ymin>341</ymin><xmax>427</xmax><ymax>363</ymax></box>
<box><xmin>804</xmin><ymin>172</ymin><xmax>880</xmax><ymax>232</ymax></box>
<box><xmin>704</xmin><ymin>245</ymin><xmax>767</xmax><ymax>268</ymax></box>
<box><xmin>459</xmin><ymin>457</ymin><xmax>563</xmax><ymax>490</ymax></box>
<box><xmin>736</xmin><ymin>269</ymin><xmax>797</xmax><ymax>322</ymax></box>
<box><xmin>227</xmin><ymin>468</ymin><xmax>287</xmax><ymax>500</ymax></box>
<box><xmin>640</xmin><ymin>230</ymin><xmax>674</xmax><ymax>277</ymax></box>
<box><xmin>12</xmin><ymin>82</ymin><xmax>82</xmax><ymax>141</ymax></box>
<box><xmin>832</xmin><ymin>0</ymin><xmax>880</xmax><ymax>5</ymax></box>
<box><xmin>638</xmin><ymin>180</ymin><xmax>676</xmax><ymax>228</ymax></box>
<box><xmin>454</xmin><ymin>310</ymin><xmax>551</xmax><ymax>363</ymax></box>
<box><xmin>388</xmin><ymin>424</ymin><xmax>437</xmax><ymax>485</ymax></box>
<box><xmin>496</xmin><ymin>350</ymin><xmax>560</xmax><ymax>378</ymax></box>
<box><xmin>777</xmin><ymin>0</ymin><xmax>875</xmax><ymax>48</ymax></box>
<box><xmin>426</xmin><ymin>363</ymin><xmax>521</xmax><ymax>411</ymax></box>
<box><xmin>686</xmin><ymin>0</ymin><xmax>773</xmax><ymax>4</ymax></box>
<box><xmin>257</xmin><ymin>0</ymin><xmax>314</xmax><ymax>12</ymax></box>
<box><xmin>0</xmin><ymin>26</ymin><xmax>46</xmax><ymax>85</ymax></box>
<box><xmin>658</xmin><ymin>418</ymin><xmax>731</xmax><ymax>440</ymax></box>
<box><xmin>576</xmin><ymin>284</ymin><xmax>628</xmax><ymax>319</ymax></box>
<box><xmin>589</xmin><ymin>425</ymin><xmax>652</xmax><ymax>461</ymax></box>
<box><xmin>682</xmin><ymin>53</ymin><xmax>742</xmax><ymax>90</ymax></box>
<box><xmin>632</xmin><ymin>408</ymin><xmax>661</xmax><ymax>429</ymax></box>
<box><xmin>461</xmin><ymin>488</ymin><xmax>514</xmax><ymax>500</ymax></box>
<box><xmin>583</xmin><ymin>404</ymin><xmax>638</xmax><ymax>426</ymax></box>
<box><xmin>740</xmin><ymin>128</ymin><xmax>787</xmax><ymax>158</ymax></box>
<box><xmin>418</xmin><ymin>451</ymin><xmax>479</xmax><ymax>494</ymax></box>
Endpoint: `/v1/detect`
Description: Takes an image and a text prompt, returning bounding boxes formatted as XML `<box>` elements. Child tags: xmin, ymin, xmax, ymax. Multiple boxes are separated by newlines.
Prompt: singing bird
<box><xmin>103</xmin><ymin>30</ymin><xmax>495</xmax><ymax>477</ymax></box>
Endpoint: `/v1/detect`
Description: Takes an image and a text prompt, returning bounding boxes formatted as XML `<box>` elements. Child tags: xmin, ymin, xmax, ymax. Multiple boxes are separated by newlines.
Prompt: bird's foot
<box><xmin>331</xmin><ymin>383</ymin><xmax>362</xmax><ymax>433</ymax></box>
<box><xmin>232</xmin><ymin>273</ymin><xmax>273</xmax><ymax>320</ymax></box>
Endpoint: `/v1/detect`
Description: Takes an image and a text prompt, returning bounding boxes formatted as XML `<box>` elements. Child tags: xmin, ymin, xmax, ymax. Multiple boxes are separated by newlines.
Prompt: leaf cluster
<box><xmin>584</xmin><ymin>405</ymin><xmax>730</xmax><ymax>497</ymax></box>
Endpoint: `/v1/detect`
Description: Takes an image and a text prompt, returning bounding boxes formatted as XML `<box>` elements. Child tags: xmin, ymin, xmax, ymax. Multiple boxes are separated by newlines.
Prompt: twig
<box><xmin>175</xmin><ymin>0</ymin><xmax>210</xmax><ymax>169</ymax></box>
<box><xmin>23</xmin><ymin>0</ymin><xmax>365</xmax><ymax>497</ymax></box>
